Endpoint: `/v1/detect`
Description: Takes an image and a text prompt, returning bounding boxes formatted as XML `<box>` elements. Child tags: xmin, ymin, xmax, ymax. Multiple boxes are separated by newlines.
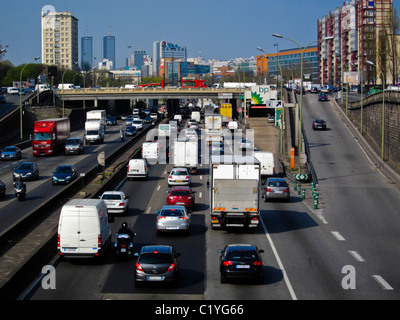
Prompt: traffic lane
<box><xmin>29</xmin><ymin>163</ymin><xmax>167</xmax><ymax>300</ymax></box>
<box><xmin>203</xmin><ymin>178</ymin><xmax>293</xmax><ymax>300</ymax></box>
<box><xmin>302</xmin><ymin>94</ymin><xmax>400</xmax><ymax>297</ymax></box>
<box><xmin>0</xmin><ymin>94</ymin><xmax>19</xmax><ymax>118</ymax></box>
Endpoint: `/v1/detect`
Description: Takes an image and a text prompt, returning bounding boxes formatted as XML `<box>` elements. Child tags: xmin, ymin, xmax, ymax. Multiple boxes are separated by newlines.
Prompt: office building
<box><xmin>317</xmin><ymin>0</ymin><xmax>394</xmax><ymax>86</ymax></box>
<box><xmin>41</xmin><ymin>8</ymin><xmax>79</xmax><ymax>70</ymax></box>
<box><xmin>152</xmin><ymin>40</ymin><xmax>187</xmax><ymax>76</ymax></box>
<box><xmin>81</xmin><ymin>36</ymin><xmax>93</xmax><ymax>71</ymax></box>
<box><xmin>256</xmin><ymin>47</ymin><xmax>318</xmax><ymax>83</ymax></box>
<box><xmin>103</xmin><ymin>35</ymin><xmax>116</xmax><ymax>70</ymax></box>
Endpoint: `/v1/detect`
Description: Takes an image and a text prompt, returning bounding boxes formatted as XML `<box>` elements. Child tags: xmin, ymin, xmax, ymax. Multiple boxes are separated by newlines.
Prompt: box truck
<box><xmin>254</xmin><ymin>151</ymin><xmax>275</xmax><ymax>176</ymax></box>
<box><xmin>209</xmin><ymin>156</ymin><xmax>260</xmax><ymax>229</ymax></box>
<box><xmin>85</xmin><ymin>121</ymin><xmax>105</xmax><ymax>144</ymax></box>
<box><xmin>32</xmin><ymin>118</ymin><xmax>70</xmax><ymax>156</ymax></box>
<box><xmin>86</xmin><ymin>110</ymin><xmax>107</xmax><ymax>126</ymax></box>
<box><xmin>57</xmin><ymin>199</ymin><xmax>113</xmax><ymax>259</ymax></box>
<box><xmin>205</xmin><ymin>114</ymin><xmax>223</xmax><ymax>144</ymax></box>
<box><xmin>171</xmin><ymin>139</ymin><xmax>198</xmax><ymax>174</ymax></box>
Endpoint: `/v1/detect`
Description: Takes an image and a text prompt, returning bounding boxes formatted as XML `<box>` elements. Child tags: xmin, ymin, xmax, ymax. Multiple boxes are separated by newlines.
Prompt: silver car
<box><xmin>263</xmin><ymin>178</ymin><xmax>290</xmax><ymax>202</ymax></box>
<box><xmin>168</xmin><ymin>167</ymin><xmax>191</xmax><ymax>186</ymax></box>
<box><xmin>156</xmin><ymin>205</ymin><xmax>191</xmax><ymax>234</ymax></box>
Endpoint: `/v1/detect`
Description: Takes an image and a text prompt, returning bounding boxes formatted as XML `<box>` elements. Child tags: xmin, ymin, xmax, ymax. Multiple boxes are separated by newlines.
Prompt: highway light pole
<box><xmin>19</xmin><ymin>56</ymin><xmax>40</xmax><ymax>140</ymax></box>
<box><xmin>367</xmin><ymin>60</ymin><xmax>385</xmax><ymax>160</ymax></box>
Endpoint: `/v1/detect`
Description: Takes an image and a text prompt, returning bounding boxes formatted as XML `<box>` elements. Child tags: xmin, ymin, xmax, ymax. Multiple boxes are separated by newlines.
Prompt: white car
<box><xmin>150</xmin><ymin>113</ymin><xmax>158</xmax><ymax>120</ymax></box>
<box><xmin>132</xmin><ymin>119</ymin><xmax>143</xmax><ymax>130</ymax></box>
<box><xmin>168</xmin><ymin>167</ymin><xmax>191</xmax><ymax>186</ymax></box>
<box><xmin>239</xmin><ymin>138</ymin><xmax>254</xmax><ymax>150</ymax></box>
<box><xmin>100</xmin><ymin>191</ymin><xmax>129</xmax><ymax>214</ymax></box>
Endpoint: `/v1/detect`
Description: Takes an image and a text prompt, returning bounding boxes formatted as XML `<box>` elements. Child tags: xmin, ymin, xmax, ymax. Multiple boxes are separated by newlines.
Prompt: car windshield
<box><xmin>66</xmin><ymin>139</ymin><xmax>80</xmax><ymax>145</ymax></box>
<box><xmin>55</xmin><ymin>166</ymin><xmax>72</xmax><ymax>173</ymax></box>
<box><xmin>133</xmin><ymin>120</ymin><xmax>142</xmax><ymax>124</ymax></box>
<box><xmin>171</xmin><ymin>190</ymin><xmax>190</xmax><ymax>196</ymax></box>
<box><xmin>139</xmin><ymin>253</ymin><xmax>172</xmax><ymax>264</ymax></box>
<box><xmin>4</xmin><ymin>147</ymin><xmax>17</xmax><ymax>152</ymax></box>
<box><xmin>102</xmin><ymin>194</ymin><xmax>122</xmax><ymax>200</ymax></box>
<box><xmin>227</xmin><ymin>250</ymin><xmax>258</xmax><ymax>260</ymax></box>
<box><xmin>33</xmin><ymin>133</ymin><xmax>52</xmax><ymax>141</ymax></box>
<box><xmin>160</xmin><ymin>209</ymin><xmax>184</xmax><ymax>217</ymax></box>
<box><xmin>268</xmin><ymin>180</ymin><xmax>288</xmax><ymax>187</ymax></box>
<box><xmin>16</xmin><ymin>163</ymin><xmax>33</xmax><ymax>170</ymax></box>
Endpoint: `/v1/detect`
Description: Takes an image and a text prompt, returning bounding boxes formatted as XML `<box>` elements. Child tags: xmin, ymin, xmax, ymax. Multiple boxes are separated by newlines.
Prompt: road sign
<box><xmin>294</xmin><ymin>174</ymin><xmax>309</xmax><ymax>181</ymax></box>
<box><xmin>97</xmin><ymin>151</ymin><xmax>105</xmax><ymax>167</ymax></box>
<box><xmin>237</xmin><ymin>107</ymin><xmax>243</xmax><ymax>113</ymax></box>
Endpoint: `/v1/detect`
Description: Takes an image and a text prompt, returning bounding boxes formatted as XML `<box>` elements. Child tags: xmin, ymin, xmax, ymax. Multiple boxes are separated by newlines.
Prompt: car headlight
<box><xmin>66</xmin><ymin>176</ymin><xmax>71</xmax><ymax>180</ymax></box>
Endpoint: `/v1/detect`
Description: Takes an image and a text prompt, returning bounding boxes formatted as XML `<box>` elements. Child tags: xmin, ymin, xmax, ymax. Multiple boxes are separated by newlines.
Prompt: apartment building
<box><xmin>41</xmin><ymin>8</ymin><xmax>79</xmax><ymax>70</ymax></box>
<box><xmin>317</xmin><ymin>0</ymin><xmax>393</xmax><ymax>86</ymax></box>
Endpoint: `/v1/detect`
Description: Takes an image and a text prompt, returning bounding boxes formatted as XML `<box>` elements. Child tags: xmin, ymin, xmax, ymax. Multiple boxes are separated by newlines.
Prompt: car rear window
<box><xmin>171</xmin><ymin>191</ymin><xmax>190</xmax><ymax>196</ymax></box>
<box><xmin>268</xmin><ymin>180</ymin><xmax>288</xmax><ymax>187</ymax></box>
<box><xmin>172</xmin><ymin>171</ymin><xmax>188</xmax><ymax>176</ymax></box>
<box><xmin>227</xmin><ymin>250</ymin><xmax>258</xmax><ymax>260</ymax></box>
<box><xmin>102</xmin><ymin>194</ymin><xmax>122</xmax><ymax>200</ymax></box>
<box><xmin>139</xmin><ymin>253</ymin><xmax>172</xmax><ymax>264</ymax></box>
<box><xmin>160</xmin><ymin>209</ymin><xmax>184</xmax><ymax>217</ymax></box>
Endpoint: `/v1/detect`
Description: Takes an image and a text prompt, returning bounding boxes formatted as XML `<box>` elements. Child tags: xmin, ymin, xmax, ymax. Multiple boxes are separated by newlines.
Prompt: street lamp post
<box><xmin>19</xmin><ymin>56</ymin><xmax>40</xmax><ymax>140</ymax></box>
<box><xmin>367</xmin><ymin>60</ymin><xmax>385</xmax><ymax>160</ymax></box>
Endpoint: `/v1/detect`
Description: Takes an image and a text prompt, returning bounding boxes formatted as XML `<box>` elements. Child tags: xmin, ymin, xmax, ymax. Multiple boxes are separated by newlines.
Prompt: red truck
<box><xmin>32</xmin><ymin>118</ymin><xmax>70</xmax><ymax>156</ymax></box>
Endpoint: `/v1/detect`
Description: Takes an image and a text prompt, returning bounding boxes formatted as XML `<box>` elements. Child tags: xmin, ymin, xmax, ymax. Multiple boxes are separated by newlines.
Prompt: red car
<box><xmin>166</xmin><ymin>186</ymin><xmax>195</xmax><ymax>209</ymax></box>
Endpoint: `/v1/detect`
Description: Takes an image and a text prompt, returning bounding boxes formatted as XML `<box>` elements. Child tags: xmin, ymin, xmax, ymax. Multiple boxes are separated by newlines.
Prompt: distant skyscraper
<box><xmin>81</xmin><ymin>36</ymin><xmax>93</xmax><ymax>71</ymax></box>
<box><xmin>133</xmin><ymin>50</ymin><xmax>146</xmax><ymax>71</ymax></box>
<box><xmin>41</xmin><ymin>7</ymin><xmax>79</xmax><ymax>70</ymax></box>
<box><xmin>103</xmin><ymin>35</ymin><xmax>116</xmax><ymax>70</ymax></box>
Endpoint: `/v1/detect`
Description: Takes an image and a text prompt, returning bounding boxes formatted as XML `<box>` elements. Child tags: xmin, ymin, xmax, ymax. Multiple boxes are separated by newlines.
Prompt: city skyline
<box><xmin>1</xmin><ymin>0</ymin><xmax>400</xmax><ymax>69</ymax></box>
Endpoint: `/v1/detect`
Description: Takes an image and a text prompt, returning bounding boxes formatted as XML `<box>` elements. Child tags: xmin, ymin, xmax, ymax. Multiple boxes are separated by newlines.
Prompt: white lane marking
<box><xmin>349</xmin><ymin>250</ymin><xmax>365</xmax><ymax>262</ymax></box>
<box><xmin>200</xmin><ymin>175</ymin><xmax>203</xmax><ymax>180</ymax></box>
<box><xmin>303</xmin><ymin>202</ymin><xmax>328</xmax><ymax>224</ymax></box>
<box><xmin>199</xmin><ymin>192</ymin><xmax>202</xmax><ymax>198</ymax></box>
<box><xmin>146</xmin><ymin>207</ymin><xmax>151</xmax><ymax>214</ymax></box>
<box><xmin>331</xmin><ymin>231</ymin><xmax>346</xmax><ymax>241</ymax></box>
<box><xmin>372</xmin><ymin>275</ymin><xmax>394</xmax><ymax>290</ymax></box>
<box><xmin>260</xmin><ymin>217</ymin><xmax>297</xmax><ymax>300</ymax></box>
<box><xmin>157</xmin><ymin>185</ymin><xmax>161</xmax><ymax>191</ymax></box>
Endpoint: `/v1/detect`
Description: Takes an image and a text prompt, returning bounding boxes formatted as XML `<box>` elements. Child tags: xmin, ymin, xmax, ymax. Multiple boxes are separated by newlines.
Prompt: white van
<box><xmin>57</xmin><ymin>199</ymin><xmax>113</xmax><ymax>259</ymax></box>
<box><xmin>127</xmin><ymin>158</ymin><xmax>149</xmax><ymax>180</ymax></box>
<box><xmin>254</xmin><ymin>151</ymin><xmax>275</xmax><ymax>176</ymax></box>
<box><xmin>142</xmin><ymin>142</ymin><xmax>159</xmax><ymax>164</ymax></box>
<box><xmin>58</xmin><ymin>83</ymin><xmax>75</xmax><ymax>90</ymax></box>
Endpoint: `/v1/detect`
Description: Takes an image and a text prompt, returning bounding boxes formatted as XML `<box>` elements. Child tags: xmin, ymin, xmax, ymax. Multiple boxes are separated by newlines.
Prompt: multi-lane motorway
<box><xmin>2</xmin><ymin>91</ymin><xmax>400</xmax><ymax>301</ymax></box>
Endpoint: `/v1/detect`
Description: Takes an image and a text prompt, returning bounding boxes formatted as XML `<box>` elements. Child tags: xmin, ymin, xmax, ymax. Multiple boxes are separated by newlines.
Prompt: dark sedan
<box><xmin>318</xmin><ymin>92</ymin><xmax>328</xmax><ymax>101</ymax></box>
<box><xmin>125</xmin><ymin>126</ymin><xmax>137</xmax><ymax>136</ymax></box>
<box><xmin>52</xmin><ymin>165</ymin><xmax>78</xmax><ymax>185</ymax></box>
<box><xmin>1</xmin><ymin>146</ymin><xmax>22</xmax><ymax>161</ymax></box>
<box><xmin>312</xmin><ymin>119</ymin><xmax>327</xmax><ymax>130</ymax></box>
<box><xmin>13</xmin><ymin>162</ymin><xmax>39</xmax><ymax>181</ymax></box>
<box><xmin>134</xmin><ymin>245</ymin><xmax>181</xmax><ymax>287</ymax></box>
<box><xmin>219</xmin><ymin>244</ymin><xmax>264</xmax><ymax>284</ymax></box>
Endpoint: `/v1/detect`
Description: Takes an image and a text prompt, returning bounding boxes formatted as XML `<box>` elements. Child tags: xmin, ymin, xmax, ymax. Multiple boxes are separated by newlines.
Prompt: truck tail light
<box><xmin>98</xmin><ymin>234</ymin><xmax>102</xmax><ymax>249</ymax></box>
<box><xmin>57</xmin><ymin>234</ymin><xmax>60</xmax><ymax>249</ymax></box>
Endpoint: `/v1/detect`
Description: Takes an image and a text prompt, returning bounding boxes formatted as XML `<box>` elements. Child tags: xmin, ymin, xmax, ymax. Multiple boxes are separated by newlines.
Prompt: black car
<box><xmin>219</xmin><ymin>244</ymin><xmax>264</xmax><ymax>284</ymax></box>
<box><xmin>310</xmin><ymin>87</ymin><xmax>319</xmax><ymax>93</ymax></box>
<box><xmin>106</xmin><ymin>116</ymin><xmax>117</xmax><ymax>125</ymax></box>
<box><xmin>144</xmin><ymin>116</ymin><xmax>153</xmax><ymax>123</ymax></box>
<box><xmin>312</xmin><ymin>119</ymin><xmax>327</xmax><ymax>130</ymax></box>
<box><xmin>0</xmin><ymin>95</ymin><xmax>6</xmax><ymax>104</ymax></box>
<box><xmin>52</xmin><ymin>165</ymin><xmax>78</xmax><ymax>185</ymax></box>
<box><xmin>125</xmin><ymin>126</ymin><xmax>137</xmax><ymax>136</ymax></box>
<box><xmin>13</xmin><ymin>162</ymin><xmax>39</xmax><ymax>181</ymax></box>
<box><xmin>134</xmin><ymin>245</ymin><xmax>181</xmax><ymax>287</ymax></box>
<box><xmin>0</xmin><ymin>179</ymin><xmax>5</xmax><ymax>198</ymax></box>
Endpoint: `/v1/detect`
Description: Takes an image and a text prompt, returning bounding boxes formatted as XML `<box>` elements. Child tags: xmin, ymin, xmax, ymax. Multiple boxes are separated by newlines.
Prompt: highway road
<box><xmin>0</xmin><ymin>119</ymin><xmax>153</xmax><ymax>233</ymax></box>
<box><xmin>13</xmin><ymin>93</ymin><xmax>400</xmax><ymax>301</ymax></box>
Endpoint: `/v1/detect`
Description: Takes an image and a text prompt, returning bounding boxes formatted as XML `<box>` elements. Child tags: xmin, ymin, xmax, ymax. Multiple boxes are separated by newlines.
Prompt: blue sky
<box><xmin>1</xmin><ymin>0</ymin><xmax>399</xmax><ymax>68</ymax></box>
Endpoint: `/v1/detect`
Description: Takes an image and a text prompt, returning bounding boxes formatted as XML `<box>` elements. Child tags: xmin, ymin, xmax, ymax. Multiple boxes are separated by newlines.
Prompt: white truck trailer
<box><xmin>85</xmin><ymin>121</ymin><xmax>105</xmax><ymax>144</ymax></box>
<box><xmin>209</xmin><ymin>156</ymin><xmax>260</xmax><ymax>229</ymax></box>
<box><xmin>171</xmin><ymin>139</ymin><xmax>198</xmax><ymax>174</ymax></box>
<box><xmin>204</xmin><ymin>114</ymin><xmax>223</xmax><ymax>144</ymax></box>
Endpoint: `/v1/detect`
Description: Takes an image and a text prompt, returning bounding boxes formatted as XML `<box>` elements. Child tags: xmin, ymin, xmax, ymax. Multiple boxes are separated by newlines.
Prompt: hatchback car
<box><xmin>52</xmin><ymin>165</ymin><xmax>77</xmax><ymax>185</ymax></box>
<box><xmin>13</xmin><ymin>162</ymin><xmax>39</xmax><ymax>181</ymax></box>
<box><xmin>166</xmin><ymin>186</ymin><xmax>195</xmax><ymax>209</ymax></box>
<box><xmin>312</xmin><ymin>119</ymin><xmax>327</xmax><ymax>130</ymax></box>
<box><xmin>318</xmin><ymin>92</ymin><xmax>328</xmax><ymax>101</ymax></box>
<box><xmin>132</xmin><ymin>119</ymin><xmax>143</xmax><ymax>130</ymax></box>
<box><xmin>219</xmin><ymin>244</ymin><xmax>264</xmax><ymax>284</ymax></box>
<box><xmin>100</xmin><ymin>191</ymin><xmax>129</xmax><ymax>214</ymax></box>
<box><xmin>0</xmin><ymin>179</ymin><xmax>6</xmax><ymax>198</ymax></box>
<box><xmin>210</xmin><ymin>142</ymin><xmax>224</xmax><ymax>155</ymax></box>
<box><xmin>134</xmin><ymin>245</ymin><xmax>181</xmax><ymax>287</ymax></box>
<box><xmin>125</xmin><ymin>126</ymin><xmax>137</xmax><ymax>136</ymax></box>
<box><xmin>239</xmin><ymin>138</ymin><xmax>254</xmax><ymax>150</ymax></box>
<box><xmin>125</xmin><ymin>117</ymin><xmax>133</xmax><ymax>126</ymax></box>
<box><xmin>263</xmin><ymin>177</ymin><xmax>290</xmax><ymax>202</ymax></box>
<box><xmin>168</xmin><ymin>167</ymin><xmax>191</xmax><ymax>186</ymax></box>
<box><xmin>156</xmin><ymin>205</ymin><xmax>191</xmax><ymax>234</ymax></box>
<box><xmin>1</xmin><ymin>146</ymin><xmax>22</xmax><ymax>160</ymax></box>
<box><xmin>150</xmin><ymin>112</ymin><xmax>158</xmax><ymax>120</ymax></box>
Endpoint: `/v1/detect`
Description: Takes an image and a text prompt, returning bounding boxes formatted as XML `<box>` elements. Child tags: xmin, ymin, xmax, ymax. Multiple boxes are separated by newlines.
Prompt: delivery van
<box><xmin>254</xmin><ymin>151</ymin><xmax>275</xmax><ymax>176</ymax></box>
<box><xmin>127</xmin><ymin>158</ymin><xmax>149</xmax><ymax>180</ymax></box>
<box><xmin>57</xmin><ymin>199</ymin><xmax>113</xmax><ymax>259</ymax></box>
